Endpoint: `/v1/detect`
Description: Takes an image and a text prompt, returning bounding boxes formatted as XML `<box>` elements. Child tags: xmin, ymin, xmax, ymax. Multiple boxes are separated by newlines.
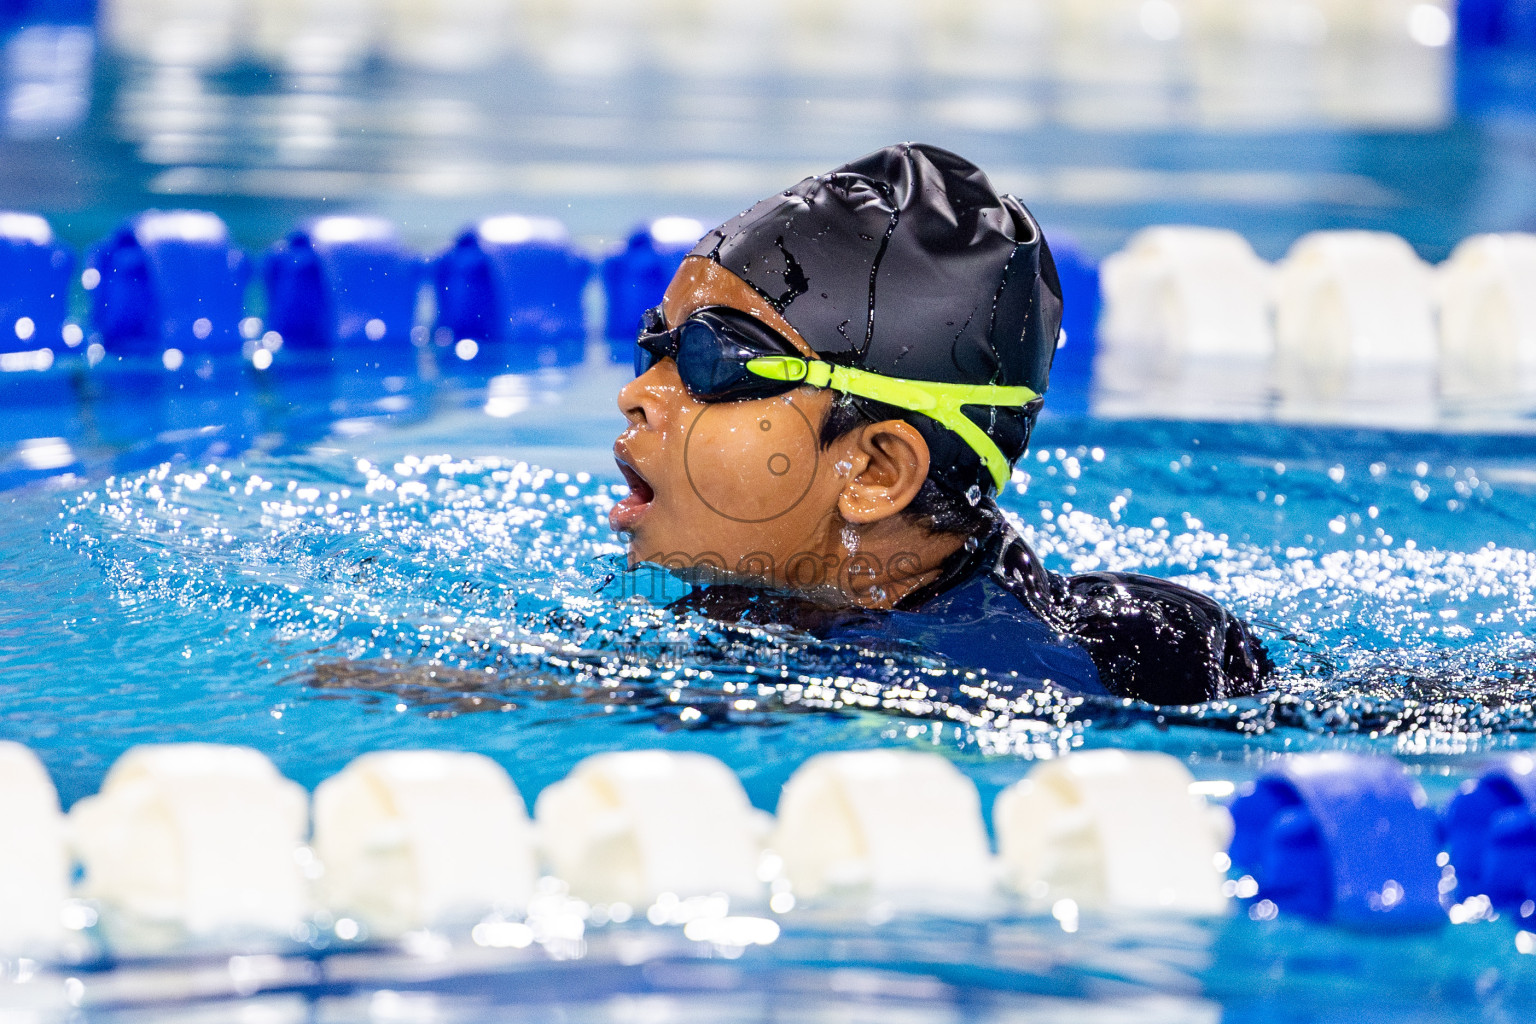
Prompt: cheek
<box><xmin>680</xmin><ymin>401</ymin><xmax>822</xmax><ymax>526</ymax></box>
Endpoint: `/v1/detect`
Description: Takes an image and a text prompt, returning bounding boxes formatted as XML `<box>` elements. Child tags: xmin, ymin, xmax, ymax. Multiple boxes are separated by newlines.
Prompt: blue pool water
<box><xmin>6</xmin><ymin>349</ymin><xmax>1536</xmax><ymax>1020</ymax></box>
<box><xmin>10</xmin><ymin>4</ymin><xmax>1536</xmax><ymax>1018</ymax></box>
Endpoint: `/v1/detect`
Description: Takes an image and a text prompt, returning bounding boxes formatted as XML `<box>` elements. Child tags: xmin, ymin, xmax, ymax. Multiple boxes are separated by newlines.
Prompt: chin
<box><xmin>623</xmin><ymin>536</ymin><xmax>647</xmax><ymax>568</ymax></box>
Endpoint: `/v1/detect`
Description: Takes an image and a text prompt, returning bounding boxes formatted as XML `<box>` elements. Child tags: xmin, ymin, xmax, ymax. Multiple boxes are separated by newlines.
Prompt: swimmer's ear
<box><xmin>836</xmin><ymin>419</ymin><xmax>931</xmax><ymax>525</ymax></box>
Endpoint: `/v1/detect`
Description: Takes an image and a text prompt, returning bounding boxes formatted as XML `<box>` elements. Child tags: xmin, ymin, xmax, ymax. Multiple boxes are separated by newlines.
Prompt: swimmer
<box><xmin>611</xmin><ymin>143</ymin><xmax>1270</xmax><ymax>705</ymax></box>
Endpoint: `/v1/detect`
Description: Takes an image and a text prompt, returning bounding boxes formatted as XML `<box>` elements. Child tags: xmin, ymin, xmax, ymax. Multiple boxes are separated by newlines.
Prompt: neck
<box><xmin>828</xmin><ymin>519</ymin><xmax>967</xmax><ymax>610</ymax></box>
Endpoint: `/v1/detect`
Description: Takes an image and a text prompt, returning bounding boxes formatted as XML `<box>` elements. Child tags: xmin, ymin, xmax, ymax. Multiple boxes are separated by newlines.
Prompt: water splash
<box><xmin>42</xmin><ymin>421</ymin><xmax>1536</xmax><ymax>769</ymax></box>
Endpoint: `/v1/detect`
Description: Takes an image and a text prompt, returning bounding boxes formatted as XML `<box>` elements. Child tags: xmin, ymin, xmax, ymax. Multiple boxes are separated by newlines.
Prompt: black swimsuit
<box><xmin>670</xmin><ymin>517</ymin><xmax>1271</xmax><ymax>706</ymax></box>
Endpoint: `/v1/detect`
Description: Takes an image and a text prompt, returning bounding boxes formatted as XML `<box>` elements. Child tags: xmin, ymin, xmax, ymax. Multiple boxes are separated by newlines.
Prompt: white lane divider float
<box><xmin>772</xmin><ymin>749</ymin><xmax>995</xmax><ymax>900</ymax></box>
<box><xmin>0</xmin><ymin>742</ymin><xmax>69</xmax><ymax>952</ymax></box>
<box><xmin>1096</xmin><ymin>225</ymin><xmax>1275</xmax><ymax>418</ymax></box>
<box><xmin>6</xmin><ymin>742</ymin><xmax>1263</xmax><ymax>955</ymax></box>
<box><xmin>1273</xmin><ymin>230</ymin><xmax>1438</xmax><ymax>419</ymax></box>
<box><xmin>534</xmin><ymin>750</ymin><xmax>769</xmax><ymax>906</ymax></box>
<box><xmin>1436</xmin><ymin>232</ymin><xmax>1536</xmax><ymax>410</ymax></box>
<box><xmin>313</xmin><ymin>750</ymin><xmax>537</xmax><ymax>936</ymax></box>
<box><xmin>994</xmin><ymin>749</ymin><xmax>1232</xmax><ymax>916</ymax></box>
<box><xmin>68</xmin><ymin>744</ymin><xmax>310</xmax><ymax>936</ymax></box>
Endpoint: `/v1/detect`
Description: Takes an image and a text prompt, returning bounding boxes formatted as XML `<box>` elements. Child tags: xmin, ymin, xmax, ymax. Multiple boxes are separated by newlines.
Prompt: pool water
<box><xmin>6</xmin><ymin>351</ymin><xmax>1536</xmax><ymax>1020</ymax></box>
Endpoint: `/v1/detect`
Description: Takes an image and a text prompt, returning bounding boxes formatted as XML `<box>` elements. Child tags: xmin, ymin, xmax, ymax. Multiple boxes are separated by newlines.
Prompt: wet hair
<box><xmin>818</xmin><ymin>394</ymin><xmax>1002</xmax><ymax>537</ymax></box>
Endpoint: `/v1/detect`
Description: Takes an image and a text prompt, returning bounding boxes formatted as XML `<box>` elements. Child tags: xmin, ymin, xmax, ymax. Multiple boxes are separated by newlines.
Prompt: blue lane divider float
<box><xmin>1458</xmin><ymin>0</ymin><xmax>1536</xmax><ymax>51</ymax></box>
<box><xmin>434</xmin><ymin>215</ymin><xmax>591</xmax><ymax>370</ymax></box>
<box><xmin>263</xmin><ymin>216</ymin><xmax>422</xmax><ymax>351</ymax></box>
<box><xmin>1041</xmin><ymin>232</ymin><xmax>1099</xmax><ymax>415</ymax></box>
<box><xmin>600</xmin><ymin>217</ymin><xmax>703</xmax><ymax>363</ymax></box>
<box><xmin>1048</xmin><ymin>233</ymin><xmax>1099</xmax><ymax>378</ymax></box>
<box><xmin>1229</xmin><ymin>753</ymin><xmax>1445</xmax><ymax>929</ymax></box>
<box><xmin>1443</xmin><ymin>755</ymin><xmax>1536</xmax><ymax>908</ymax></box>
<box><xmin>86</xmin><ymin>211</ymin><xmax>249</xmax><ymax>360</ymax></box>
<box><xmin>0</xmin><ymin>211</ymin><xmax>74</xmax><ymax>364</ymax></box>
<box><xmin>1456</xmin><ymin>2</ymin><xmax>1536</xmax><ymax>119</ymax></box>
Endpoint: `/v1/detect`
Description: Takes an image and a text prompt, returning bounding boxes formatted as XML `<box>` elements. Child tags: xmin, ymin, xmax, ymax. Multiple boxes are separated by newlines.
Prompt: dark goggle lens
<box><xmin>633</xmin><ymin>306</ymin><xmax>803</xmax><ymax>401</ymax></box>
<box><xmin>675</xmin><ymin>320</ymin><xmax>759</xmax><ymax>396</ymax></box>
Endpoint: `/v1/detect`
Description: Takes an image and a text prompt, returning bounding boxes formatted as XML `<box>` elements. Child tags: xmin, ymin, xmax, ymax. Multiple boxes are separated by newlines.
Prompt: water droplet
<box><xmin>965</xmin><ymin>484</ymin><xmax>982</xmax><ymax>506</ymax></box>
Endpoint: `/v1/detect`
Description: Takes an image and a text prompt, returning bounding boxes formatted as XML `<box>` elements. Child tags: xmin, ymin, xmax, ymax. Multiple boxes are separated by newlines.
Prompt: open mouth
<box><xmin>609</xmin><ymin>456</ymin><xmax>656</xmax><ymax>533</ymax></box>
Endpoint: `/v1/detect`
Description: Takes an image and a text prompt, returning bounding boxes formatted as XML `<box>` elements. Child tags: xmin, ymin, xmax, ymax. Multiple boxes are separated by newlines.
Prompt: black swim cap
<box><xmin>690</xmin><ymin>142</ymin><xmax>1062</xmax><ymax>495</ymax></box>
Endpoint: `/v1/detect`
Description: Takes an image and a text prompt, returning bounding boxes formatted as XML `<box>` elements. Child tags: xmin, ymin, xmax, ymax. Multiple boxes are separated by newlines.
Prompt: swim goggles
<box><xmin>634</xmin><ymin>305</ymin><xmax>1038</xmax><ymax>491</ymax></box>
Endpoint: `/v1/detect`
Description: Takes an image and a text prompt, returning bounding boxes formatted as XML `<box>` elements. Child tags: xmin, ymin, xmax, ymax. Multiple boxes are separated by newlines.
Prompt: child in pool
<box><xmin>609</xmin><ymin>143</ymin><xmax>1269</xmax><ymax>705</ymax></box>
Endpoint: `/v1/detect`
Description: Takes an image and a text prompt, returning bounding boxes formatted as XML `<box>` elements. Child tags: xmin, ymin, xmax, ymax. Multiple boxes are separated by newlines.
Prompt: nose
<box><xmin>617</xmin><ymin>359</ymin><xmax>676</xmax><ymax>428</ymax></box>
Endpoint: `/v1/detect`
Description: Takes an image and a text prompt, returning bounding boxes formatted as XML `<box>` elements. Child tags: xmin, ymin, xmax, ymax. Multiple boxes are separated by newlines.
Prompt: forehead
<box><xmin>661</xmin><ymin>257</ymin><xmax>814</xmax><ymax>357</ymax></box>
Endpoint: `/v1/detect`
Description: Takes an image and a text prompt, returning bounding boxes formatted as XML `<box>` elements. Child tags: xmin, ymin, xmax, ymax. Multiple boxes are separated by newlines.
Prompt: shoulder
<box><xmin>980</xmin><ymin>525</ymin><xmax>1271</xmax><ymax>704</ymax></box>
<box><xmin>1050</xmin><ymin>570</ymin><xmax>1272</xmax><ymax>703</ymax></box>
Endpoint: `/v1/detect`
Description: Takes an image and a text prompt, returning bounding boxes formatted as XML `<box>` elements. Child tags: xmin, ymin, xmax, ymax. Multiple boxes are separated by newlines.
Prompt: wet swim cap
<box><xmin>690</xmin><ymin>142</ymin><xmax>1062</xmax><ymax>494</ymax></box>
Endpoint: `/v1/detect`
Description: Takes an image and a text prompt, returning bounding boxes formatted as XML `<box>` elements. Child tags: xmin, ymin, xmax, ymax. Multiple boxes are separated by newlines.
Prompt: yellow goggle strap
<box><xmin>744</xmin><ymin>355</ymin><xmax>1038</xmax><ymax>492</ymax></box>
